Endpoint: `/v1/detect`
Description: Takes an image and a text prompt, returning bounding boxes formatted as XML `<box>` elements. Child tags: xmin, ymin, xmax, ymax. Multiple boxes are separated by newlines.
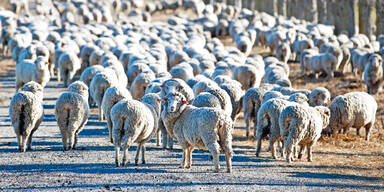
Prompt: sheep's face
<box><xmin>164</xmin><ymin>93</ymin><xmax>187</xmax><ymax>113</ymax></box>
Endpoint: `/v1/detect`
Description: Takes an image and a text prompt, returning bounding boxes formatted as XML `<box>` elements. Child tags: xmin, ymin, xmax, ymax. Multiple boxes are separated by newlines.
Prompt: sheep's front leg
<box><xmin>186</xmin><ymin>146</ymin><xmax>193</xmax><ymax>168</ymax></box>
<box><xmin>307</xmin><ymin>144</ymin><xmax>313</xmax><ymax>162</ymax></box>
<box><xmin>141</xmin><ymin>144</ymin><xmax>146</xmax><ymax>164</ymax></box>
<box><xmin>180</xmin><ymin>149</ymin><xmax>187</xmax><ymax>169</ymax></box>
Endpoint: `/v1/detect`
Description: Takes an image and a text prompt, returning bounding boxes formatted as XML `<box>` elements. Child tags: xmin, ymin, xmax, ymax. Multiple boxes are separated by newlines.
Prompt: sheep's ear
<box><xmin>157</xmin><ymin>98</ymin><xmax>161</xmax><ymax>103</ymax></box>
<box><xmin>45</xmin><ymin>61</ymin><xmax>49</xmax><ymax>65</ymax></box>
<box><xmin>160</xmin><ymin>85</ymin><xmax>163</xmax><ymax>88</ymax></box>
<box><xmin>182</xmin><ymin>100</ymin><xmax>187</xmax><ymax>104</ymax></box>
<box><xmin>178</xmin><ymin>85</ymin><xmax>183</xmax><ymax>89</ymax></box>
<box><xmin>19</xmin><ymin>87</ymin><xmax>24</xmax><ymax>91</ymax></box>
<box><xmin>163</xmin><ymin>97</ymin><xmax>167</xmax><ymax>101</ymax></box>
<box><xmin>324</xmin><ymin>110</ymin><xmax>330</xmax><ymax>116</ymax></box>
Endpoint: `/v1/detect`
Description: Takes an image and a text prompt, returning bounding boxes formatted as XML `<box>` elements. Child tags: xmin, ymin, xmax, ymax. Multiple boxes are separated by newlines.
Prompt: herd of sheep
<box><xmin>2</xmin><ymin>0</ymin><xmax>381</xmax><ymax>173</ymax></box>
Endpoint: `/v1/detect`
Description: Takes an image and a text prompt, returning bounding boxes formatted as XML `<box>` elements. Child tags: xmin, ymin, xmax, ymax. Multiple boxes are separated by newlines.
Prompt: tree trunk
<box><xmin>278</xmin><ymin>0</ymin><xmax>287</xmax><ymax>16</ymax></box>
<box><xmin>326</xmin><ymin>0</ymin><xmax>335</xmax><ymax>25</ymax></box>
<box><xmin>377</xmin><ymin>0</ymin><xmax>384</xmax><ymax>35</ymax></box>
<box><xmin>305</xmin><ymin>0</ymin><xmax>318</xmax><ymax>23</ymax></box>
<box><xmin>361</xmin><ymin>0</ymin><xmax>376</xmax><ymax>38</ymax></box>
<box><xmin>317</xmin><ymin>0</ymin><xmax>327</xmax><ymax>23</ymax></box>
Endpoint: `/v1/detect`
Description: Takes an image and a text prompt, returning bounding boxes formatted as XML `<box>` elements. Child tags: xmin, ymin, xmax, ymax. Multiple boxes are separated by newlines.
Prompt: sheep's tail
<box><xmin>12</xmin><ymin>95</ymin><xmax>31</xmax><ymax>135</ymax></box>
<box><xmin>217</xmin><ymin>114</ymin><xmax>234</xmax><ymax>157</ymax></box>
<box><xmin>256</xmin><ymin>108</ymin><xmax>270</xmax><ymax>140</ymax></box>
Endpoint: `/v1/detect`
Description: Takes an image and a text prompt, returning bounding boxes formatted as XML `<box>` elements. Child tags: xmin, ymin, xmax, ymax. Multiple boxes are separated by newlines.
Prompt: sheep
<box><xmin>191</xmin><ymin>92</ymin><xmax>222</xmax><ymax>109</ymax></box>
<box><xmin>326</xmin><ymin>92</ymin><xmax>377</xmax><ymax>141</ymax></box>
<box><xmin>279</xmin><ymin>105</ymin><xmax>330</xmax><ymax>163</ymax></box>
<box><xmin>158</xmin><ymin>78</ymin><xmax>195</xmax><ymax>149</ymax></box>
<box><xmin>55</xmin><ymin>81</ymin><xmax>89</xmax><ymax>151</ymax></box>
<box><xmin>220</xmin><ymin>83</ymin><xmax>244</xmax><ymax>121</ymax></box>
<box><xmin>161</xmin><ymin>92</ymin><xmax>233</xmax><ymax>173</ymax></box>
<box><xmin>242</xmin><ymin>84</ymin><xmax>277</xmax><ymax>138</ymax></box>
<box><xmin>308</xmin><ymin>87</ymin><xmax>331</xmax><ymax>107</ymax></box>
<box><xmin>232</xmin><ymin>64</ymin><xmax>263</xmax><ymax>90</ymax></box>
<box><xmin>130</xmin><ymin>71</ymin><xmax>156</xmax><ymax>100</ymax></box>
<box><xmin>58</xmin><ymin>51</ymin><xmax>81</xmax><ymax>87</ymax></box>
<box><xmin>255</xmin><ymin>93</ymin><xmax>309</xmax><ymax>159</ymax></box>
<box><xmin>112</xmin><ymin>93</ymin><xmax>161</xmax><ymax>167</ymax></box>
<box><xmin>275</xmin><ymin>41</ymin><xmax>291</xmax><ymax>64</ymax></box>
<box><xmin>9</xmin><ymin>81</ymin><xmax>43</xmax><ymax>152</ymax></box>
<box><xmin>79</xmin><ymin>65</ymin><xmax>104</xmax><ymax>106</ymax></box>
<box><xmin>90</xmin><ymin>70</ymin><xmax>119</xmax><ymax>121</ymax></box>
<box><xmin>15</xmin><ymin>56</ymin><xmax>50</xmax><ymax>90</ymax></box>
<box><xmin>363</xmin><ymin>54</ymin><xmax>383</xmax><ymax>95</ymax></box>
<box><xmin>302</xmin><ymin>52</ymin><xmax>338</xmax><ymax>79</ymax></box>
<box><xmin>102</xmin><ymin>86</ymin><xmax>132</xmax><ymax>143</ymax></box>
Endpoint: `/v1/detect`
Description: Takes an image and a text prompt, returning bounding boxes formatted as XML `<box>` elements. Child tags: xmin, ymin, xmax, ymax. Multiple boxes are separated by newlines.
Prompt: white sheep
<box><xmin>112</xmin><ymin>93</ymin><xmax>161</xmax><ymax>167</ymax></box>
<box><xmin>326</xmin><ymin>92</ymin><xmax>377</xmax><ymax>141</ymax></box>
<box><xmin>15</xmin><ymin>56</ymin><xmax>50</xmax><ymax>90</ymax></box>
<box><xmin>191</xmin><ymin>92</ymin><xmax>222</xmax><ymax>109</ymax></box>
<box><xmin>90</xmin><ymin>70</ymin><xmax>119</xmax><ymax>121</ymax></box>
<box><xmin>275</xmin><ymin>41</ymin><xmax>291</xmax><ymax>64</ymax></box>
<box><xmin>232</xmin><ymin>64</ymin><xmax>263</xmax><ymax>90</ymax></box>
<box><xmin>161</xmin><ymin>92</ymin><xmax>233</xmax><ymax>173</ymax></box>
<box><xmin>363</xmin><ymin>54</ymin><xmax>383</xmax><ymax>95</ymax></box>
<box><xmin>55</xmin><ymin>81</ymin><xmax>90</xmax><ymax>151</ymax></box>
<box><xmin>58</xmin><ymin>51</ymin><xmax>81</xmax><ymax>87</ymax></box>
<box><xmin>255</xmin><ymin>93</ymin><xmax>309</xmax><ymax>159</ymax></box>
<box><xmin>220</xmin><ymin>83</ymin><xmax>244</xmax><ymax>121</ymax></box>
<box><xmin>279</xmin><ymin>105</ymin><xmax>330</xmax><ymax>163</ymax></box>
<box><xmin>130</xmin><ymin>71</ymin><xmax>156</xmax><ymax>100</ymax></box>
<box><xmin>9</xmin><ymin>81</ymin><xmax>43</xmax><ymax>152</ymax></box>
<box><xmin>79</xmin><ymin>65</ymin><xmax>104</xmax><ymax>106</ymax></box>
<box><xmin>242</xmin><ymin>84</ymin><xmax>277</xmax><ymax>138</ymax></box>
<box><xmin>308</xmin><ymin>87</ymin><xmax>331</xmax><ymax>107</ymax></box>
<box><xmin>302</xmin><ymin>52</ymin><xmax>338</xmax><ymax>79</ymax></box>
<box><xmin>102</xmin><ymin>86</ymin><xmax>132</xmax><ymax>143</ymax></box>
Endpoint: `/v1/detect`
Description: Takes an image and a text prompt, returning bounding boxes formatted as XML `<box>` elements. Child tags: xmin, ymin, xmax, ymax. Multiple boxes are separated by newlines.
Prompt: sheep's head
<box><xmin>163</xmin><ymin>92</ymin><xmax>187</xmax><ymax>113</ymax></box>
<box><xmin>315</xmin><ymin>106</ymin><xmax>331</xmax><ymax>129</ymax></box>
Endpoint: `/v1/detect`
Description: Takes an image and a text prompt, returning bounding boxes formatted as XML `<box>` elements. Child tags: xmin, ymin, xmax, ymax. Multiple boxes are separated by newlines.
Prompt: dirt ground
<box><xmin>0</xmin><ymin>6</ymin><xmax>383</xmax><ymax>192</ymax></box>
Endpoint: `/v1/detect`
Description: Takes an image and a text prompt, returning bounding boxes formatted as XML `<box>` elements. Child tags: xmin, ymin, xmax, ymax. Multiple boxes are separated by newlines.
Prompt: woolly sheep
<box><xmin>130</xmin><ymin>71</ymin><xmax>156</xmax><ymax>100</ymax></box>
<box><xmin>9</xmin><ymin>81</ymin><xmax>43</xmax><ymax>152</ymax></box>
<box><xmin>15</xmin><ymin>56</ymin><xmax>50</xmax><ymax>90</ymax></box>
<box><xmin>158</xmin><ymin>78</ymin><xmax>195</xmax><ymax>149</ymax></box>
<box><xmin>308</xmin><ymin>87</ymin><xmax>331</xmax><ymax>107</ymax></box>
<box><xmin>58</xmin><ymin>51</ymin><xmax>81</xmax><ymax>87</ymax></box>
<box><xmin>90</xmin><ymin>70</ymin><xmax>119</xmax><ymax>121</ymax></box>
<box><xmin>220</xmin><ymin>83</ymin><xmax>244</xmax><ymax>121</ymax></box>
<box><xmin>326</xmin><ymin>92</ymin><xmax>377</xmax><ymax>141</ymax></box>
<box><xmin>161</xmin><ymin>92</ymin><xmax>233</xmax><ymax>173</ymax></box>
<box><xmin>232</xmin><ymin>64</ymin><xmax>263</xmax><ymax>90</ymax></box>
<box><xmin>256</xmin><ymin>93</ymin><xmax>309</xmax><ymax>159</ymax></box>
<box><xmin>302</xmin><ymin>52</ymin><xmax>338</xmax><ymax>79</ymax></box>
<box><xmin>279</xmin><ymin>105</ymin><xmax>330</xmax><ymax>163</ymax></box>
<box><xmin>191</xmin><ymin>92</ymin><xmax>222</xmax><ymax>109</ymax></box>
<box><xmin>55</xmin><ymin>81</ymin><xmax>89</xmax><ymax>151</ymax></box>
<box><xmin>112</xmin><ymin>93</ymin><xmax>161</xmax><ymax>167</ymax></box>
<box><xmin>102</xmin><ymin>86</ymin><xmax>132</xmax><ymax>143</ymax></box>
<box><xmin>275</xmin><ymin>41</ymin><xmax>291</xmax><ymax>64</ymax></box>
<box><xmin>363</xmin><ymin>54</ymin><xmax>383</xmax><ymax>95</ymax></box>
<box><xmin>242</xmin><ymin>85</ymin><xmax>277</xmax><ymax>137</ymax></box>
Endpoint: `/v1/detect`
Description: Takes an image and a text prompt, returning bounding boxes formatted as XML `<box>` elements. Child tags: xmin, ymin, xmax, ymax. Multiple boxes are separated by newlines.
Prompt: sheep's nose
<box><xmin>170</xmin><ymin>106</ymin><xmax>175</xmax><ymax>111</ymax></box>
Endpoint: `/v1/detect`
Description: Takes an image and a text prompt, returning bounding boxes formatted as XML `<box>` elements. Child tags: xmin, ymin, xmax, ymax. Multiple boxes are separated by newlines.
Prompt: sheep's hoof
<box><xmin>122</xmin><ymin>162</ymin><xmax>127</xmax><ymax>167</ymax></box>
<box><xmin>185</xmin><ymin>165</ymin><xmax>191</xmax><ymax>169</ymax></box>
<box><xmin>179</xmin><ymin>165</ymin><xmax>185</xmax><ymax>169</ymax></box>
<box><xmin>298</xmin><ymin>154</ymin><xmax>303</xmax><ymax>159</ymax></box>
<box><xmin>272</xmin><ymin>155</ymin><xmax>277</xmax><ymax>159</ymax></box>
<box><xmin>307</xmin><ymin>158</ymin><xmax>313</xmax><ymax>162</ymax></box>
<box><xmin>213</xmin><ymin>168</ymin><xmax>219</xmax><ymax>173</ymax></box>
<box><xmin>255</xmin><ymin>152</ymin><xmax>259</xmax><ymax>157</ymax></box>
<box><xmin>142</xmin><ymin>160</ymin><xmax>146</xmax><ymax>164</ymax></box>
<box><xmin>116</xmin><ymin>162</ymin><xmax>120</xmax><ymax>167</ymax></box>
<box><xmin>227</xmin><ymin>168</ymin><xmax>232</xmax><ymax>173</ymax></box>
